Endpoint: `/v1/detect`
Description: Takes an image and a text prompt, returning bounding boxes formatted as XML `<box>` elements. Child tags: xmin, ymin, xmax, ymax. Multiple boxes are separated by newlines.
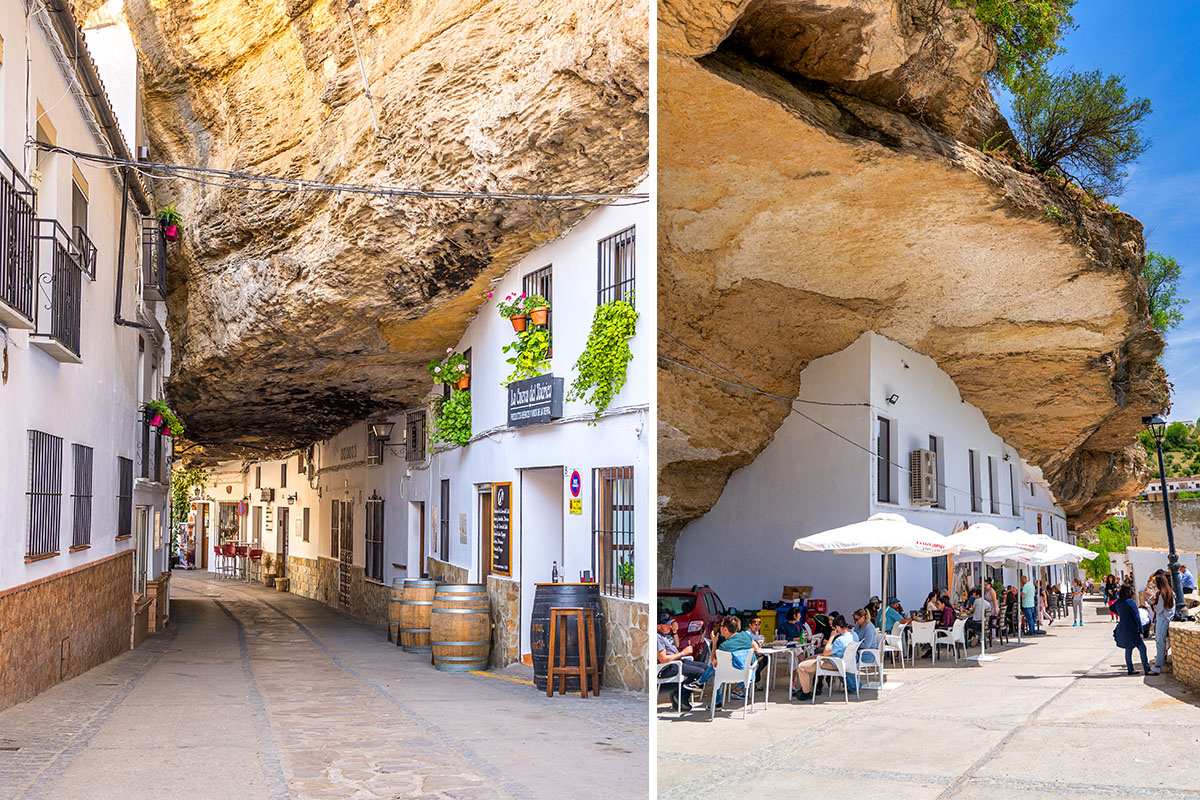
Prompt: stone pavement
<box><xmin>0</xmin><ymin>571</ymin><xmax>647</xmax><ymax>800</ymax></box>
<box><xmin>658</xmin><ymin>597</ymin><xmax>1200</xmax><ymax>799</ymax></box>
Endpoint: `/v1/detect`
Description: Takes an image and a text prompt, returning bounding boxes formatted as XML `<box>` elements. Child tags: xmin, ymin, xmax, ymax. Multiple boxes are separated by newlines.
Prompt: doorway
<box><xmin>478</xmin><ymin>487</ymin><xmax>493</xmax><ymax>584</ymax></box>
<box><xmin>196</xmin><ymin>503</ymin><xmax>210</xmax><ymax>569</ymax></box>
<box><xmin>332</xmin><ymin>500</ymin><xmax>354</xmax><ymax>607</ymax></box>
<box><xmin>410</xmin><ymin>500</ymin><xmax>426</xmax><ymax>578</ymax></box>
<box><xmin>277</xmin><ymin>506</ymin><xmax>289</xmax><ymax>578</ymax></box>
<box><xmin>519</xmin><ymin>467</ymin><xmax>564</xmax><ymax>657</ymax></box>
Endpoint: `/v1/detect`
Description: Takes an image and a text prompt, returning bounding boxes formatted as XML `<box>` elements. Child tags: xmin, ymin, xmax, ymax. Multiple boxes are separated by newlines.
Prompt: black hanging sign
<box><xmin>507</xmin><ymin>375</ymin><xmax>564</xmax><ymax>427</ymax></box>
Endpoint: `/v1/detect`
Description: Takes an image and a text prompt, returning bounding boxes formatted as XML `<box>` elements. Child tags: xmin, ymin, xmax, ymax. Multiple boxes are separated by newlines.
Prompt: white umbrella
<box><xmin>794</xmin><ymin>512</ymin><xmax>959</xmax><ymax>690</ymax></box>
<box><xmin>946</xmin><ymin>523</ymin><xmax>1046</xmax><ymax>661</ymax></box>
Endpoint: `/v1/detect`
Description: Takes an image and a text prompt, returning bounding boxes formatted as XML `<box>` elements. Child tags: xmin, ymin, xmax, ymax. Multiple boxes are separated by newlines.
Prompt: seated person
<box><xmin>793</xmin><ymin>613</ymin><xmax>858</xmax><ymax>701</ymax></box>
<box><xmin>699</xmin><ymin>616</ymin><xmax>761</xmax><ymax>706</ymax></box>
<box><xmin>964</xmin><ymin>588</ymin><xmax>989</xmax><ymax>646</ymax></box>
<box><xmin>810</xmin><ymin>612</ymin><xmax>833</xmax><ymax>643</ymax></box>
<box><xmin>852</xmin><ymin>608</ymin><xmax>879</xmax><ymax>667</ymax></box>
<box><xmin>776</xmin><ymin>607</ymin><xmax>805</xmax><ymax>641</ymax></box>
<box><xmin>746</xmin><ymin>615</ymin><xmax>769</xmax><ymax>689</ymax></box>
<box><xmin>923</xmin><ymin>591</ymin><xmax>940</xmax><ymax>615</ymax></box>
<box><xmin>877</xmin><ymin>597</ymin><xmax>910</xmax><ymax>634</ymax></box>
<box><xmin>865</xmin><ymin>595</ymin><xmax>883</xmax><ymax>623</ymax></box>
<box><xmin>936</xmin><ymin>596</ymin><xmax>956</xmax><ymax>629</ymax></box>
<box><xmin>657</xmin><ymin>611</ymin><xmax>704</xmax><ymax>711</ymax></box>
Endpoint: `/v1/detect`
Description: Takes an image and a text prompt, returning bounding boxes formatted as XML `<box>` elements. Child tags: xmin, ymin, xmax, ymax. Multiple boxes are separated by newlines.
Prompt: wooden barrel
<box><xmin>430</xmin><ymin>583</ymin><xmax>491</xmax><ymax>672</ymax></box>
<box><xmin>388</xmin><ymin>578</ymin><xmax>404</xmax><ymax>645</ymax></box>
<box><xmin>530</xmin><ymin>583</ymin><xmax>607</xmax><ymax>692</ymax></box>
<box><xmin>399</xmin><ymin>578</ymin><xmax>438</xmax><ymax>653</ymax></box>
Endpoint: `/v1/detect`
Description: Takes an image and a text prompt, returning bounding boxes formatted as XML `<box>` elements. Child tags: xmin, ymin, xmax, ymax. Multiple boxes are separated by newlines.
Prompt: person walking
<box><xmin>1071</xmin><ymin>578</ymin><xmax>1085</xmax><ymax>626</ymax></box>
<box><xmin>1103</xmin><ymin>575</ymin><xmax>1119</xmax><ymax>620</ymax></box>
<box><xmin>1020</xmin><ymin>574</ymin><xmax>1037</xmax><ymax>635</ymax></box>
<box><xmin>1148</xmin><ymin>573</ymin><xmax>1174</xmax><ymax>676</ymax></box>
<box><xmin>1113</xmin><ymin>584</ymin><xmax>1151</xmax><ymax>675</ymax></box>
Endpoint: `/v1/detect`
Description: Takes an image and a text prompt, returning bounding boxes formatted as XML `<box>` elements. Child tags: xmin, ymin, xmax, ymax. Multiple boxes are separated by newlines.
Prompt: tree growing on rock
<box><xmin>1143</xmin><ymin>251</ymin><xmax>1188</xmax><ymax>334</ymax></box>
<box><xmin>954</xmin><ymin>0</ymin><xmax>1076</xmax><ymax>90</ymax></box>
<box><xmin>1010</xmin><ymin>67</ymin><xmax>1152</xmax><ymax>197</ymax></box>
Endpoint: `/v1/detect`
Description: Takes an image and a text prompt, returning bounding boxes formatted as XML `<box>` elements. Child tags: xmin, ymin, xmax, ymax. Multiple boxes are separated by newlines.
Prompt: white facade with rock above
<box><xmin>671</xmin><ymin>331</ymin><xmax>1072</xmax><ymax>618</ymax></box>
<box><xmin>190</xmin><ymin>184</ymin><xmax>651</xmax><ymax>689</ymax></box>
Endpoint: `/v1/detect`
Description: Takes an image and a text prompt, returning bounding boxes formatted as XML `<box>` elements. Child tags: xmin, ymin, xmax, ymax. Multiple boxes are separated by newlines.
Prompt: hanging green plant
<box><xmin>170</xmin><ymin>466</ymin><xmax>210</xmax><ymax>536</ymax></box>
<box><xmin>427</xmin><ymin>349</ymin><xmax>469</xmax><ymax>385</ymax></box>
<box><xmin>431</xmin><ymin>388</ymin><xmax>472</xmax><ymax>446</ymax></box>
<box><xmin>567</xmin><ymin>297</ymin><xmax>638</xmax><ymax>417</ymax></box>
<box><xmin>501</xmin><ymin>326</ymin><xmax>551</xmax><ymax>386</ymax></box>
<box><xmin>144</xmin><ymin>400</ymin><xmax>185</xmax><ymax>437</ymax></box>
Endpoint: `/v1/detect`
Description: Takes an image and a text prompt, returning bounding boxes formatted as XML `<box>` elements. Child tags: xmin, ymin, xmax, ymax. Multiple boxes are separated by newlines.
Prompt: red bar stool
<box><xmin>233</xmin><ymin>545</ymin><xmax>249</xmax><ymax>580</ymax></box>
<box><xmin>248</xmin><ymin>549</ymin><xmax>263</xmax><ymax>583</ymax></box>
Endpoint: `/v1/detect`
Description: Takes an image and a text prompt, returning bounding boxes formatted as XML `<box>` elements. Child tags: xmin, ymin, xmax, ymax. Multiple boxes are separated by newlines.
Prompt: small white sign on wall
<box><xmin>459</xmin><ymin>513</ymin><xmax>468</xmax><ymax>544</ymax></box>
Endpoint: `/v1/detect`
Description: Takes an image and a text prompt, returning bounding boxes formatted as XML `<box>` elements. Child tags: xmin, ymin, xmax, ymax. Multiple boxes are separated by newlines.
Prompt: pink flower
<box><xmin>487</xmin><ymin>292</ymin><xmax>493</xmax><ymax>298</ymax></box>
<box><xmin>446</xmin><ymin>347</ymin><xmax>453</xmax><ymax>354</ymax></box>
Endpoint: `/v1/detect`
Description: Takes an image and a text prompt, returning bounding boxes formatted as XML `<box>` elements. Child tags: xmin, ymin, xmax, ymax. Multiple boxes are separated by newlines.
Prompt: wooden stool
<box><xmin>546</xmin><ymin>606</ymin><xmax>600</xmax><ymax>698</ymax></box>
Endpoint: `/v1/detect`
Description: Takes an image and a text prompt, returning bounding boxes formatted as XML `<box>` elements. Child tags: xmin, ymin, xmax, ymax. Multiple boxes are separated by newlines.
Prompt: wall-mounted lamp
<box><xmin>886</xmin><ymin>393</ymin><xmax>899</xmax><ymax>405</ymax></box>
<box><xmin>370</xmin><ymin>422</ymin><xmax>396</xmax><ymax>441</ymax></box>
<box><xmin>1003</xmin><ymin>453</ymin><xmax>1011</xmax><ymax>462</ymax></box>
<box><xmin>286</xmin><ymin>493</ymin><xmax>298</xmax><ymax>505</ymax></box>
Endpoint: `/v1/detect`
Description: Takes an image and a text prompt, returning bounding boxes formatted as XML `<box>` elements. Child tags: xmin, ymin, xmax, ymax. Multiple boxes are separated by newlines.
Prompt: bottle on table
<box><xmin>551</xmin><ymin>561</ymin><xmax>559</xmax><ymax>583</ymax></box>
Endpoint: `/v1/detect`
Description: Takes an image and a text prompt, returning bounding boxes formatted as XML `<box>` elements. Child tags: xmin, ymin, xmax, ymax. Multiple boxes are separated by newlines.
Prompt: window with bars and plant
<box><xmin>593</xmin><ymin>466</ymin><xmax>634</xmax><ymax>598</ymax></box>
<box><xmin>523</xmin><ymin>265</ymin><xmax>552</xmax><ymax>354</ymax></box>
<box><xmin>365</xmin><ymin>491</ymin><xmax>384</xmax><ymax>582</ymax></box>
<box><xmin>27</xmin><ymin>430</ymin><xmax>63</xmax><ymax>560</ymax></box>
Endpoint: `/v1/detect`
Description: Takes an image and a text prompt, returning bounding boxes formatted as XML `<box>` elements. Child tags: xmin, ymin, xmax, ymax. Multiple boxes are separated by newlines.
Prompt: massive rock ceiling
<box><xmin>120</xmin><ymin>0</ymin><xmax>648</xmax><ymax>463</ymax></box>
<box><xmin>657</xmin><ymin>0</ymin><xmax>1167</xmax><ymax>579</ymax></box>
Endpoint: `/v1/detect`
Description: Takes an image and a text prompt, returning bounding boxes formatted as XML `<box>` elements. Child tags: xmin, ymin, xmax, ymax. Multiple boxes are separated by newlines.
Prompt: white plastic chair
<box><xmin>657</xmin><ymin>662</ymin><xmax>686</xmax><ymax>717</ymax></box>
<box><xmin>855</xmin><ymin>645</ymin><xmax>883</xmax><ymax>690</ymax></box>
<box><xmin>709</xmin><ymin>649</ymin><xmax>756</xmax><ymax>720</ymax></box>
<box><xmin>813</xmin><ymin>640</ymin><xmax>860</xmax><ymax>703</ymax></box>
<box><xmin>883</xmin><ymin>621</ymin><xmax>908</xmax><ymax>669</ymax></box>
<box><xmin>909</xmin><ymin>621</ymin><xmax>937</xmax><ymax>664</ymax></box>
<box><xmin>934</xmin><ymin>618</ymin><xmax>967</xmax><ymax>664</ymax></box>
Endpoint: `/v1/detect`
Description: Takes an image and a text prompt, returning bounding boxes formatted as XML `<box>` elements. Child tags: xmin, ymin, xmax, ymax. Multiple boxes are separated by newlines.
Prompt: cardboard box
<box><xmin>782</xmin><ymin>585</ymin><xmax>813</xmax><ymax>601</ymax></box>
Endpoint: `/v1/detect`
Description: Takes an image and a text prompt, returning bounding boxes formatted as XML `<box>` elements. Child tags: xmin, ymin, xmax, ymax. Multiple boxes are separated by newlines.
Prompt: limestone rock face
<box><xmin>122</xmin><ymin>0</ymin><xmax>648</xmax><ymax>460</ymax></box>
<box><xmin>658</xmin><ymin>0</ymin><xmax>1168</xmax><ymax>579</ymax></box>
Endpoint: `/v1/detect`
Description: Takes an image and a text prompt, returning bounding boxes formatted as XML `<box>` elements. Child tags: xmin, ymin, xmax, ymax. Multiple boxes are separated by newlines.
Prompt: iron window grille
<box><xmin>255</xmin><ymin>466</ymin><xmax>262</xmax><ymax>489</ymax></box>
<box><xmin>876</xmin><ymin>417</ymin><xmax>892</xmax><ymax>503</ymax></box>
<box><xmin>72</xmin><ymin>227</ymin><xmax>97</xmax><ymax>281</ymax></box>
<box><xmin>523</xmin><ymin>265</ymin><xmax>552</xmax><ymax>353</ymax></box>
<box><xmin>406</xmin><ymin>410</ymin><xmax>426</xmax><ymax>461</ymax></box>
<box><xmin>365</xmin><ymin>491</ymin><xmax>384</xmax><ymax>582</ymax></box>
<box><xmin>439</xmin><ymin>480</ymin><xmax>450</xmax><ymax>557</ymax></box>
<box><xmin>969</xmin><ymin>450</ymin><xmax>982</xmax><ymax>513</ymax></box>
<box><xmin>140</xmin><ymin>216</ymin><xmax>167</xmax><ymax>301</ymax></box>
<box><xmin>0</xmin><ymin>148</ymin><xmax>37</xmax><ymax>324</ymax></box>
<box><xmin>33</xmin><ymin>218</ymin><xmax>84</xmax><ymax>358</ymax></box>
<box><xmin>597</xmin><ymin>226</ymin><xmax>635</xmax><ymax>306</ymax></box>
<box><xmin>116</xmin><ymin>457</ymin><xmax>133</xmax><ymax>538</ymax></box>
<box><xmin>593</xmin><ymin>466</ymin><xmax>634</xmax><ymax>599</ymax></box>
<box><xmin>302</xmin><ymin>506</ymin><xmax>310</xmax><ymax>542</ymax></box>
<box><xmin>281</xmin><ymin>463</ymin><xmax>288</xmax><ymax>488</ymax></box>
<box><xmin>71</xmin><ymin>443</ymin><xmax>93</xmax><ymax>549</ymax></box>
<box><xmin>367</xmin><ymin>429</ymin><xmax>384</xmax><ymax>466</ymax></box>
<box><xmin>27</xmin><ymin>430</ymin><xmax>63</xmax><ymax>558</ymax></box>
<box><xmin>138</xmin><ymin>411</ymin><xmax>163</xmax><ymax>483</ymax></box>
<box><xmin>330</xmin><ymin>500</ymin><xmax>340</xmax><ymax>558</ymax></box>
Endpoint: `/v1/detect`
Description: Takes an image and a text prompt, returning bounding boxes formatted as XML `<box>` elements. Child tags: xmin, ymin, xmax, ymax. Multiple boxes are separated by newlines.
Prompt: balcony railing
<box><xmin>73</xmin><ymin>225</ymin><xmax>97</xmax><ymax>281</ymax></box>
<box><xmin>141</xmin><ymin>216</ymin><xmax>166</xmax><ymax>301</ymax></box>
<box><xmin>0</xmin><ymin>149</ymin><xmax>36</xmax><ymax>328</ymax></box>
<box><xmin>31</xmin><ymin>219</ymin><xmax>83</xmax><ymax>363</ymax></box>
<box><xmin>139</xmin><ymin>414</ymin><xmax>164</xmax><ymax>484</ymax></box>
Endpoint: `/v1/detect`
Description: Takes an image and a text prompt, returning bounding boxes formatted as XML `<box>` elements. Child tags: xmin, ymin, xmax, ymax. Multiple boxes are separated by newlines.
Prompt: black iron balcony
<box><xmin>141</xmin><ymin>216</ymin><xmax>166</xmax><ymax>301</ymax></box>
<box><xmin>0</xmin><ymin>149</ymin><xmax>37</xmax><ymax>329</ymax></box>
<box><xmin>73</xmin><ymin>225</ymin><xmax>97</xmax><ymax>280</ymax></box>
<box><xmin>31</xmin><ymin>219</ymin><xmax>83</xmax><ymax>363</ymax></box>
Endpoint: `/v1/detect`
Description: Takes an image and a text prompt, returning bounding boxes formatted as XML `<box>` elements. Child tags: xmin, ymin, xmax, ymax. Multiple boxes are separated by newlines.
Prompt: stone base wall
<box><xmin>146</xmin><ymin>573</ymin><xmax>170</xmax><ymax>633</ymax></box>
<box><xmin>426</xmin><ymin>557</ymin><xmax>469</xmax><ymax>584</ymax></box>
<box><xmin>0</xmin><ymin>551</ymin><xmax>134</xmax><ymax>712</ymax></box>
<box><xmin>131</xmin><ymin>596</ymin><xmax>152</xmax><ymax>649</ymax></box>
<box><xmin>287</xmin><ymin>554</ymin><xmax>388</xmax><ymax>628</ymax></box>
<box><xmin>1170</xmin><ymin>623</ymin><xmax>1200</xmax><ymax>691</ymax></box>
<box><xmin>599</xmin><ymin>595</ymin><xmax>649</xmax><ymax>692</ymax></box>
<box><xmin>488</xmin><ymin>576</ymin><xmax>521</xmax><ymax>669</ymax></box>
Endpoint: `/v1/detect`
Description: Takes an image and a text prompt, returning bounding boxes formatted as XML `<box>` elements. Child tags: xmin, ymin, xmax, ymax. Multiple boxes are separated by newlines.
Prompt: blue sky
<box><xmin>995</xmin><ymin>3</ymin><xmax>1200</xmax><ymax>422</ymax></box>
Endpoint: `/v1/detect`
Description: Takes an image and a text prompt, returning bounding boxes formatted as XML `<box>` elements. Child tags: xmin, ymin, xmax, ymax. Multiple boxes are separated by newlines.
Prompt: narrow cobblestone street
<box><xmin>658</xmin><ymin>598</ymin><xmax>1200</xmax><ymax>799</ymax></box>
<box><xmin>0</xmin><ymin>572</ymin><xmax>647</xmax><ymax>800</ymax></box>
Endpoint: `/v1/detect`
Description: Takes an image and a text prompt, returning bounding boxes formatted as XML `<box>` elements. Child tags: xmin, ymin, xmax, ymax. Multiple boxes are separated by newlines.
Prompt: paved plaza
<box><xmin>658</xmin><ymin>598</ymin><xmax>1200</xmax><ymax>799</ymax></box>
<box><xmin>0</xmin><ymin>572</ymin><xmax>647</xmax><ymax>800</ymax></box>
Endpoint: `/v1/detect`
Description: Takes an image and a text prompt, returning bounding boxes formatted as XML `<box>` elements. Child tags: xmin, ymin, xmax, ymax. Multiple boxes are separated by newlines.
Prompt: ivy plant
<box><xmin>568</xmin><ymin>297</ymin><xmax>638</xmax><ymax>417</ymax></box>
<box><xmin>144</xmin><ymin>399</ymin><xmax>184</xmax><ymax>436</ymax></box>
<box><xmin>501</xmin><ymin>326</ymin><xmax>551</xmax><ymax>385</ymax></box>
<box><xmin>169</xmin><ymin>466</ymin><xmax>210</xmax><ymax>552</ymax></box>
<box><xmin>431</xmin><ymin>389</ymin><xmax>472</xmax><ymax>447</ymax></box>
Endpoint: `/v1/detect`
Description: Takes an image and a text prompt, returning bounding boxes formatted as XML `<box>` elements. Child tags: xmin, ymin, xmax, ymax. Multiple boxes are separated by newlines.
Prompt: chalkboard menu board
<box><xmin>491</xmin><ymin>482</ymin><xmax>512</xmax><ymax>576</ymax></box>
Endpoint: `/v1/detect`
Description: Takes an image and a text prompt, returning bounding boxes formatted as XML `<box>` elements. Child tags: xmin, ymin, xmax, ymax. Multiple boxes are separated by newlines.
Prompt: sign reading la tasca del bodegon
<box><xmin>507</xmin><ymin>375</ymin><xmax>564</xmax><ymax>427</ymax></box>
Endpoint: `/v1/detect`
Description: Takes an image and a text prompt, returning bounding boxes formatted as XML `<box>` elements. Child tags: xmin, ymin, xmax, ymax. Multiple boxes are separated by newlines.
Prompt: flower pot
<box><xmin>510</xmin><ymin>314</ymin><xmax>528</xmax><ymax>332</ymax></box>
<box><xmin>263</xmin><ymin>574</ymin><xmax>277</xmax><ymax>588</ymax></box>
<box><xmin>163</xmin><ymin>224</ymin><xmax>179</xmax><ymax>242</ymax></box>
<box><xmin>148</xmin><ymin>413</ymin><xmax>164</xmax><ymax>427</ymax></box>
<box><xmin>274</xmin><ymin>577</ymin><xmax>290</xmax><ymax>592</ymax></box>
<box><xmin>529</xmin><ymin>306</ymin><xmax>548</xmax><ymax>326</ymax></box>
<box><xmin>456</xmin><ymin>375</ymin><xmax>470</xmax><ymax>390</ymax></box>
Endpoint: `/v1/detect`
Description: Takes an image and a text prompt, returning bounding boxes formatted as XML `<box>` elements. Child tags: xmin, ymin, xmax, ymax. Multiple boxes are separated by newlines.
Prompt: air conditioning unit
<box><xmin>910</xmin><ymin>449</ymin><xmax>937</xmax><ymax>506</ymax></box>
<box><xmin>260</xmin><ymin>487</ymin><xmax>275</xmax><ymax>502</ymax></box>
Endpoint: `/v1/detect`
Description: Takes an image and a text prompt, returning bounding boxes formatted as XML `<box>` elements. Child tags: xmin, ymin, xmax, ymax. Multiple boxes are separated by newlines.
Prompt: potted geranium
<box><xmin>157</xmin><ymin>205</ymin><xmax>183</xmax><ymax>242</ymax></box>
<box><xmin>525</xmin><ymin>294</ymin><xmax>549</xmax><ymax>327</ymax></box>
<box><xmin>427</xmin><ymin>349</ymin><xmax>470</xmax><ymax>388</ymax></box>
<box><xmin>497</xmin><ymin>292</ymin><xmax>529</xmax><ymax>332</ymax></box>
<box><xmin>144</xmin><ymin>400</ymin><xmax>185</xmax><ymax>437</ymax></box>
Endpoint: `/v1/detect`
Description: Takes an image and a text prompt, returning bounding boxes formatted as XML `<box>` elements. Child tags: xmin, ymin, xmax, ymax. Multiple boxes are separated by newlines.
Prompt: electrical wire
<box><xmin>31</xmin><ymin>141</ymin><xmax>649</xmax><ymax>206</ymax></box>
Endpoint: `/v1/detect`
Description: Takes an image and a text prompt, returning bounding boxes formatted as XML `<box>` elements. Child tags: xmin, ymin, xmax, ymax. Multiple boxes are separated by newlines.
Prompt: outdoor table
<box><xmin>760</xmin><ymin>643</ymin><xmax>810</xmax><ymax>705</ymax></box>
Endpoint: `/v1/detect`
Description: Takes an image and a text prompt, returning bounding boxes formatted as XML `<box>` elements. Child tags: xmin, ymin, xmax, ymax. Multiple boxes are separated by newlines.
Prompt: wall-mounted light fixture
<box><xmin>886</xmin><ymin>393</ymin><xmax>899</xmax><ymax>405</ymax></box>
<box><xmin>1003</xmin><ymin>453</ymin><xmax>1011</xmax><ymax>462</ymax></box>
<box><xmin>370</xmin><ymin>421</ymin><xmax>395</xmax><ymax>441</ymax></box>
<box><xmin>286</xmin><ymin>493</ymin><xmax>298</xmax><ymax>505</ymax></box>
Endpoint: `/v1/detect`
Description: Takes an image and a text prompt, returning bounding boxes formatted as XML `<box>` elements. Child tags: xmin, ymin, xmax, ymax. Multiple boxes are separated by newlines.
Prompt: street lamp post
<box><xmin>1143</xmin><ymin>414</ymin><xmax>1190</xmax><ymax>620</ymax></box>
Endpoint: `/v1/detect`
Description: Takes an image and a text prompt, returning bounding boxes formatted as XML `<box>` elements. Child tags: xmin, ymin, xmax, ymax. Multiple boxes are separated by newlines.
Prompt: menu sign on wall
<box><xmin>491</xmin><ymin>482</ymin><xmax>512</xmax><ymax>576</ymax></box>
<box><xmin>507</xmin><ymin>375</ymin><xmax>564</xmax><ymax>427</ymax></box>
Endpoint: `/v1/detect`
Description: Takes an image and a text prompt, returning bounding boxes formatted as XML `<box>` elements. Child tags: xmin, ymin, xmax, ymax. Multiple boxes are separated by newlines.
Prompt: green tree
<box><xmin>1082</xmin><ymin>515</ymin><xmax>1130</xmax><ymax>582</ymax></box>
<box><xmin>1010</xmin><ymin>67</ymin><xmax>1152</xmax><ymax>197</ymax></box>
<box><xmin>1166</xmin><ymin>421</ymin><xmax>1190</xmax><ymax>448</ymax></box>
<box><xmin>955</xmin><ymin>0</ymin><xmax>1076</xmax><ymax>90</ymax></box>
<box><xmin>1143</xmin><ymin>251</ymin><xmax>1188</xmax><ymax>333</ymax></box>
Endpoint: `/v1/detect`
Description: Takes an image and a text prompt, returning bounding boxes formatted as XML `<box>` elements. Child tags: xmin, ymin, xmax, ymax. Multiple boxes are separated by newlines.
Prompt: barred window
<box><xmin>27</xmin><ymin>430</ymin><xmax>63</xmax><ymax>559</ymax></box>
<box><xmin>593</xmin><ymin>466</ymin><xmax>634</xmax><ymax>598</ymax></box>
<box><xmin>365</xmin><ymin>492</ymin><xmax>384</xmax><ymax>582</ymax></box>
<box><xmin>597</xmin><ymin>227</ymin><xmax>635</xmax><ymax>306</ymax></box>
<box><xmin>116</xmin><ymin>457</ymin><xmax>133</xmax><ymax>538</ymax></box>
<box><xmin>255</xmin><ymin>466</ymin><xmax>262</xmax><ymax>489</ymax></box>
<box><xmin>406</xmin><ymin>410</ymin><xmax>426</xmax><ymax>462</ymax></box>
<box><xmin>523</xmin><ymin>265</ymin><xmax>552</xmax><ymax>353</ymax></box>
<box><xmin>71</xmin><ymin>443</ymin><xmax>93</xmax><ymax>549</ymax></box>
<box><xmin>302</xmin><ymin>506</ymin><xmax>310</xmax><ymax>542</ymax></box>
<box><xmin>281</xmin><ymin>462</ymin><xmax>288</xmax><ymax>488</ymax></box>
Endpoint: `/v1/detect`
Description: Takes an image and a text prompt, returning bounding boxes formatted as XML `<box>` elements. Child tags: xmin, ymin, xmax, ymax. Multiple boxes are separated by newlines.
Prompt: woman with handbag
<box><xmin>1112</xmin><ymin>584</ymin><xmax>1151</xmax><ymax>676</ymax></box>
<box><xmin>1148</xmin><ymin>573</ymin><xmax>1174</xmax><ymax>676</ymax></box>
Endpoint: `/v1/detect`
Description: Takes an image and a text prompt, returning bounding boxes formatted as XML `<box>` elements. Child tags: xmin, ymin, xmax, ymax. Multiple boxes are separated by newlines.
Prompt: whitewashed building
<box><xmin>671</xmin><ymin>331</ymin><xmax>1074</xmax><ymax>618</ymax></box>
<box><xmin>0</xmin><ymin>1</ymin><xmax>171</xmax><ymax>711</ymax></box>
<box><xmin>191</xmin><ymin>180</ymin><xmax>651</xmax><ymax>690</ymax></box>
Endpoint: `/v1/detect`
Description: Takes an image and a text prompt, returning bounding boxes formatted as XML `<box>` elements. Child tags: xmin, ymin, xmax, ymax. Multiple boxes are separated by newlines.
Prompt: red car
<box><xmin>658</xmin><ymin>585</ymin><xmax>728</xmax><ymax>658</ymax></box>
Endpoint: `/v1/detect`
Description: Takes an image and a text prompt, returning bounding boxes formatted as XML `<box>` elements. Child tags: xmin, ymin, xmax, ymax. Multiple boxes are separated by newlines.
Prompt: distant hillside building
<box><xmin>1139</xmin><ymin>476</ymin><xmax>1200</xmax><ymax>503</ymax></box>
